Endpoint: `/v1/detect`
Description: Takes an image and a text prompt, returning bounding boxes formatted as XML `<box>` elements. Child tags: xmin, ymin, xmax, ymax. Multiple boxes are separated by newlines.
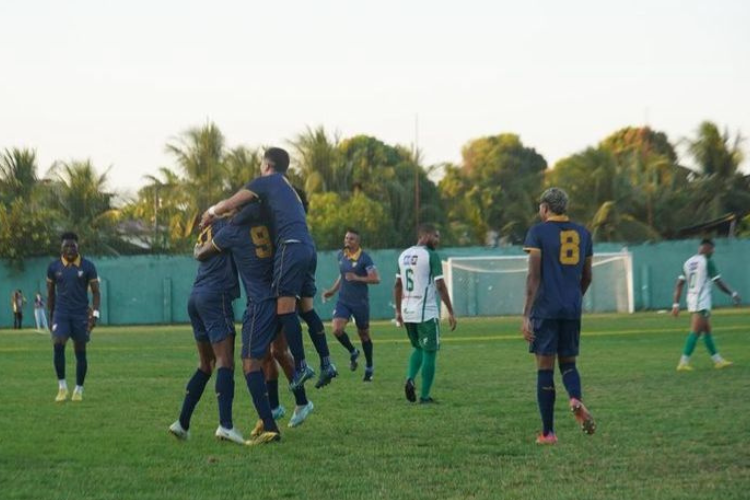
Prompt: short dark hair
<box><xmin>700</xmin><ymin>238</ymin><xmax>715</xmax><ymax>247</ymax></box>
<box><xmin>264</xmin><ymin>147</ymin><xmax>290</xmax><ymax>173</ymax></box>
<box><xmin>539</xmin><ymin>188</ymin><xmax>569</xmax><ymax>215</ymax></box>
<box><xmin>61</xmin><ymin>232</ymin><xmax>79</xmax><ymax>242</ymax></box>
<box><xmin>418</xmin><ymin>223</ymin><xmax>437</xmax><ymax>237</ymax></box>
<box><xmin>345</xmin><ymin>227</ymin><xmax>360</xmax><ymax>237</ymax></box>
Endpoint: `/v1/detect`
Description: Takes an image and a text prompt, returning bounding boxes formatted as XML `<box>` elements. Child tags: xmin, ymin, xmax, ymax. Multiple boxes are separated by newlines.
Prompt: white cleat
<box><xmin>288</xmin><ymin>401</ymin><xmax>314</xmax><ymax>428</ymax></box>
<box><xmin>215</xmin><ymin>425</ymin><xmax>244</xmax><ymax>445</ymax></box>
<box><xmin>168</xmin><ymin>421</ymin><xmax>190</xmax><ymax>441</ymax></box>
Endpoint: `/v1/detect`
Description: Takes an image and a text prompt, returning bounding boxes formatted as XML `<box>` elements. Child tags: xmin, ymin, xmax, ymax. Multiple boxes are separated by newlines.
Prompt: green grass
<box><xmin>1</xmin><ymin>310</ymin><xmax>749</xmax><ymax>500</ymax></box>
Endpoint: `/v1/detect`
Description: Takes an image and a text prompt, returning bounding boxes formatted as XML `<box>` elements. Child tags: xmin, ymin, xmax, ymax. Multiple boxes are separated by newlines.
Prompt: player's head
<box><xmin>344</xmin><ymin>228</ymin><xmax>361</xmax><ymax>250</ymax></box>
<box><xmin>538</xmin><ymin>187</ymin><xmax>569</xmax><ymax>221</ymax></box>
<box><xmin>417</xmin><ymin>223</ymin><xmax>441</xmax><ymax>250</ymax></box>
<box><xmin>699</xmin><ymin>238</ymin><xmax>715</xmax><ymax>256</ymax></box>
<box><xmin>60</xmin><ymin>232</ymin><xmax>79</xmax><ymax>260</ymax></box>
<box><xmin>262</xmin><ymin>147</ymin><xmax>291</xmax><ymax>175</ymax></box>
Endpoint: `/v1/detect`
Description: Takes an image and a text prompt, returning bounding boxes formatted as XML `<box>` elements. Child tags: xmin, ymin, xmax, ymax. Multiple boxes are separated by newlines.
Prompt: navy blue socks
<box><xmin>179</xmin><ymin>369</ymin><xmax>211</xmax><ymax>430</ymax></box>
<box><xmin>54</xmin><ymin>344</ymin><xmax>65</xmax><ymax>380</ymax></box>
<box><xmin>537</xmin><ymin>369</ymin><xmax>556</xmax><ymax>435</ymax></box>
<box><xmin>245</xmin><ymin>370</ymin><xmax>278</xmax><ymax>433</ymax></box>
<box><xmin>559</xmin><ymin>362</ymin><xmax>582</xmax><ymax>401</ymax></box>
<box><xmin>279</xmin><ymin>313</ymin><xmax>306</xmax><ymax>371</ymax></box>
<box><xmin>215</xmin><ymin>367</ymin><xmax>235</xmax><ymax>429</ymax></box>
<box><xmin>74</xmin><ymin>349</ymin><xmax>87</xmax><ymax>386</ymax></box>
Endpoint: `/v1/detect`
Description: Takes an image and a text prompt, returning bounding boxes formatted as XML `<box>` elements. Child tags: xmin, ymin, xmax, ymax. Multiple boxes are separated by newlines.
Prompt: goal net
<box><xmin>442</xmin><ymin>252</ymin><xmax>634</xmax><ymax>317</ymax></box>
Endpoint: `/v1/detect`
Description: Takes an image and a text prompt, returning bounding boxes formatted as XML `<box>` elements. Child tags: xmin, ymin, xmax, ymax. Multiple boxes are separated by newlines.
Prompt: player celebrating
<box><xmin>169</xmin><ymin>217</ymin><xmax>244</xmax><ymax>444</ymax></box>
<box><xmin>46</xmin><ymin>232</ymin><xmax>100</xmax><ymax>402</ymax></box>
<box><xmin>522</xmin><ymin>187</ymin><xmax>595</xmax><ymax>445</ymax></box>
<box><xmin>395</xmin><ymin>223</ymin><xmax>456</xmax><ymax>404</ymax></box>
<box><xmin>200</xmin><ymin>147</ymin><xmax>337</xmax><ymax>390</ymax></box>
<box><xmin>323</xmin><ymin>228</ymin><xmax>381</xmax><ymax>381</ymax></box>
<box><xmin>672</xmin><ymin>238</ymin><xmax>741</xmax><ymax>371</ymax></box>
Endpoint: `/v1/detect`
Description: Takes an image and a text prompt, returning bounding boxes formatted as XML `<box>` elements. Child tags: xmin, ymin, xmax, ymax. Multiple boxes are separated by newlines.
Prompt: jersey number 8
<box><xmin>559</xmin><ymin>230</ymin><xmax>580</xmax><ymax>265</ymax></box>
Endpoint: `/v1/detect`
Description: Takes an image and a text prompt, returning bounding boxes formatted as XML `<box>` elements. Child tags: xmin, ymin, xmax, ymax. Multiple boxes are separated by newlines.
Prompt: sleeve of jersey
<box><xmin>87</xmin><ymin>262</ymin><xmax>99</xmax><ymax>283</ymax></box>
<box><xmin>522</xmin><ymin>226</ymin><xmax>541</xmax><ymax>254</ymax></box>
<box><xmin>707</xmin><ymin>259</ymin><xmax>721</xmax><ymax>281</ymax></box>
<box><xmin>46</xmin><ymin>263</ymin><xmax>55</xmax><ymax>282</ymax></box>
<box><xmin>243</xmin><ymin>176</ymin><xmax>266</xmax><ymax>198</ymax></box>
<box><xmin>364</xmin><ymin>254</ymin><xmax>376</xmax><ymax>272</ymax></box>
<box><xmin>430</xmin><ymin>250</ymin><xmax>444</xmax><ymax>281</ymax></box>
<box><xmin>210</xmin><ymin>225</ymin><xmax>233</xmax><ymax>252</ymax></box>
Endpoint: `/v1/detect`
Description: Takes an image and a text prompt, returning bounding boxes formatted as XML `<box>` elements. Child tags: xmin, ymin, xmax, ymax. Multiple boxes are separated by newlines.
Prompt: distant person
<box><xmin>34</xmin><ymin>293</ymin><xmax>49</xmax><ymax>332</ymax></box>
<box><xmin>323</xmin><ymin>228</ymin><xmax>381</xmax><ymax>381</ymax></box>
<box><xmin>11</xmin><ymin>289</ymin><xmax>26</xmax><ymax>329</ymax></box>
<box><xmin>521</xmin><ymin>188</ymin><xmax>596</xmax><ymax>445</ymax></box>
<box><xmin>673</xmin><ymin>238</ymin><xmax>741</xmax><ymax>371</ymax></box>
<box><xmin>47</xmin><ymin>233</ymin><xmax>100</xmax><ymax>402</ymax></box>
<box><xmin>395</xmin><ymin>223</ymin><xmax>457</xmax><ymax>404</ymax></box>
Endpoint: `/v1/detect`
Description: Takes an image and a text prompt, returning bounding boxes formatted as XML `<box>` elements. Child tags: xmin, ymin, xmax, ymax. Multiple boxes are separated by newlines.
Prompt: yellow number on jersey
<box><xmin>559</xmin><ymin>230</ymin><xmax>580</xmax><ymax>265</ymax></box>
<box><xmin>250</xmin><ymin>226</ymin><xmax>272</xmax><ymax>259</ymax></box>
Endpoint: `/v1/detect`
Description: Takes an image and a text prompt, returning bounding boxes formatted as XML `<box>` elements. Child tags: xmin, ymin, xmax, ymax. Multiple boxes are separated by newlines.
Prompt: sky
<box><xmin>1</xmin><ymin>0</ymin><xmax>748</xmax><ymax>197</ymax></box>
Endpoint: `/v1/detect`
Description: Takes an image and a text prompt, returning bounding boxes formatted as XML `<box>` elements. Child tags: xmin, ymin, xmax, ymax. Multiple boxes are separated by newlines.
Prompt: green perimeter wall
<box><xmin>1</xmin><ymin>239</ymin><xmax>748</xmax><ymax>327</ymax></box>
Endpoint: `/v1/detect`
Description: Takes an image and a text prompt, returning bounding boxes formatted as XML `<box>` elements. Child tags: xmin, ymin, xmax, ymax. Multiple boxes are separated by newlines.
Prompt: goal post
<box><xmin>441</xmin><ymin>252</ymin><xmax>634</xmax><ymax>318</ymax></box>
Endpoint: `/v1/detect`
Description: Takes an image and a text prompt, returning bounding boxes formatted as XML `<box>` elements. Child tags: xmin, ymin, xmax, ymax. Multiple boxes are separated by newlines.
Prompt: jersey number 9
<box><xmin>559</xmin><ymin>230</ymin><xmax>580</xmax><ymax>265</ymax></box>
<box><xmin>250</xmin><ymin>226</ymin><xmax>272</xmax><ymax>259</ymax></box>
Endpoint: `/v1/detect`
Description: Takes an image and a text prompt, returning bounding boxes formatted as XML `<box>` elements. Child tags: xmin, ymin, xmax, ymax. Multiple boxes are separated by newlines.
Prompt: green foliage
<box><xmin>0</xmin><ymin>199</ymin><xmax>55</xmax><ymax>267</ymax></box>
<box><xmin>307</xmin><ymin>191</ymin><xmax>394</xmax><ymax>250</ymax></box>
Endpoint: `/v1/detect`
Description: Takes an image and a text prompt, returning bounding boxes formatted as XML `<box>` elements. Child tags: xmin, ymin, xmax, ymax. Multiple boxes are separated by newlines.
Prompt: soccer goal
<box><xmin>442</xmin><ymin>252</ymin><xmax>634</xmax><ymax>317</ymax></box>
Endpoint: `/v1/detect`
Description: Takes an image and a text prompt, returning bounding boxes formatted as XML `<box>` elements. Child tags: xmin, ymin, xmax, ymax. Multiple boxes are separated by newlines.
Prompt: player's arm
<box><xmin>47</xmin><ymin>279</ymin><xmax>55</xmax><ymax>319</ymax></box>
<box><xmin>714</xmin><ymin>278</ymin><xmax>741</xmax><ymax>305</ymax></box>
<box><xmin>323</xmin><ymin>276</ymin><xmax>342</xmax><ymax>300</ymax></box>
<box><xmin>194</xmin><ymin>238</ymin><xmax>221</xmax><ymax>261</ymax></box>
<box><xmin>345</xmin><ymin>267</ymin><xmax>381</xmax><ymax>285</ymax></box>
<box><xmin>393</xmin><ymin>275</ymin><xmax>404</xmax><ymax>326</ymax></box>
<box><xmin>671</xmin><ymin>276</ymin><xmax>686</xmax><ymax>317</ymax></box>
<box><xmin>435</xmin><ymin>277</ymin><xmax>457</xmax><ymax>331</ymax></box>
<box><xmin>581</xmin><ymin>257</ymin><xmax>593</xmax><ymax>295</ymax></box>
<box><xmin>522</xmin><ymin>249</ymin><xmax>542</xmax><ymax>342</ymax></box>
<box><xmin>89</xmin><ymin>279</ymin><xmax>101</xmax><ymax>331</ymax></box>
<box><xmin>201</xmin><ymin>188</ymin><xmax>257</xmax><ymax>228</ymax></box>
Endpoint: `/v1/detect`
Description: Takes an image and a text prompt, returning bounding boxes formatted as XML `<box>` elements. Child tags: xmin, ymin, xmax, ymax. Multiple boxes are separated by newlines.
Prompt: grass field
<box><xmin>1</xmin><ymin>309</ymin><xmax>749</xmax><ymax>500</ymax></box>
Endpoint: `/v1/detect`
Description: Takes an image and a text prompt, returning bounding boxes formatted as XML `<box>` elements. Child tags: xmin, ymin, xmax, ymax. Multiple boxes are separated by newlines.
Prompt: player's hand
<box><xmin>88</xmin><ymin>316</ymin><xmax>97</xmax><ymax>333</ymax></box>
<box><xmin>671</xmin><ymin>304</ymin><xmax>680</xmax><ymax>317</ymax></box>
<box><xmin>447</xmin><ymin>313</ymin><xmax>457</xmax><ymax>331</ymax></box>
<box><xmin>199</xmin><ymin>210</ymin><xmax>216</xmax><ymax>230</ymax></box>
<box><xmin>731</xmin><ymin>292</ymin><xmax>741</xmax><ymax>306</ymax></box>
<box><xmin>344</xmin><ymin>272</ymin><xmax>357</xmax><ymax>282</ymax></box>
<box><xmin>521</xmin><ymin>317</ymin><xmax>534</xmax><ymax>342</ymax></box>
<box><xmin>322</xmin><ymin>289</ymin><xmax>335</xmax><ymax>300</ymax></box>
<box><xmin>395</xmin><ymin>311</ymin><xmax>404</xmax><ymax>328</ymax></box>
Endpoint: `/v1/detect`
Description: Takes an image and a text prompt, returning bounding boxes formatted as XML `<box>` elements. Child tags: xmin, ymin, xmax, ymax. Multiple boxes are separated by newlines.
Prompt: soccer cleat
<box><xmin>168</xmin><ymin>421</ymin><xmax>190</xmax><ymax>441</ymax></box>
<box><xmin>71</xmin><ymin>387</ymin><xmax>83</xmax><ymax>402</ymax></box>
<box><xmin>250</xmin><ymin>419</ymin><xmax>264</xmax><ymax>438</ymax></box>
<box><xmin>289</xmin><ymin>365</ymin><xmax>315</xmax><ymax>392</ymax></box>
<box><xmin>535</xmin><ymin>432</ymin><xmax>558</xmax><ymax>445</ymax></box>
<box><xmin>55</xmin><ymin>387</ymin><xmax>69</xmax><ymax>402</ymax></box>
<box><xmin>363</xmin><ymin>368</ymin><xmax>374</xmax><ymax>382</ymax></box>
<box><xmin>714</xmin><ymin>359</ymin><xmax>733</xmax><ymax>369</ymax></box>
<box><xmin>349</xmin><ymin>349</ymin><xmax>360</xmax><ymax>371</ymax></box>
<box><xmin>419</xmin><ymin>397</ymin><xmax>438</xmax><ymax>405</ymax></box>
<box><xmin>314</xmin><ymin>363</ymin><xmax>338</xmax><ymax>389</ymax></box>
<box><xmin>245</xmin><ymin>431</ymin><xmax>281</xmax><ymax>446</ymax></box>
<box><xmin>570</xmin><ymin>398</ymin><xmax>596</xmax><ymax>435</ymax></box>
<box><xmin>676</xmin><ymin>362</ymin><xmax>694</xmax><ymax>372</ymax></box>
<box><xmin>272</xmin><ymin>405</ymin><xmax>286</xmax><ymax>420</ymax></box>
<box><xmin>288</xmin><ymin>401</ymin><xmax>314</xmax><ymax>428</ymax></box>
<box><xmin>404</xmin><ymin>378</ymin><xmax>416</xmax><ymax>402</ymax></box>
<box><xmin>215</xmin><ymin>426</ymin><xmax>245</xmax><ymax>445</ymax></box>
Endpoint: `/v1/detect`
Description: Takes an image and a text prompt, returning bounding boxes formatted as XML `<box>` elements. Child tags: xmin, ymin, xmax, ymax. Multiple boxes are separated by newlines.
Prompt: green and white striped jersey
<box><xmin>679</xmin><ymin>254</ymin><xmax>720</xmax><ymax>312</ymax></box>
<box><xmin>396</xmin><ymin>245</ymin><xmax>444</xmax><ymax>323</ymax></box>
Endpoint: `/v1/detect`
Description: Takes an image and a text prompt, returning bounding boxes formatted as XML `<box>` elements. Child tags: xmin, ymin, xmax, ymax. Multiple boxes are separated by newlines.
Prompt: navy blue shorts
<box><xmin>187</xmin><ymin>292</ymin><xmax>236</xmax><ymax>344</ymax></box>
<box><xmin>529</xmin><ymin>318</ymin><xmax>581</xmax><ymax>357</ymax></box>
<box><xmin>333</xmin><ymin>301</ymin><xmax>370</xmax><ymax>330</ymax></box>
<box><xmin>273</xmin><ymin>242</ymin><xmax>317</xmax><ymax>298</ymax></box>
<box><xmin>52</xmin><ymin>313</ymin><xmax>89</xmax><ymax>343</ymax></box>
<box><xmin>241</xmin><ymin>299</ymin><xmax>279</xmax><ymax>360</ymax></box>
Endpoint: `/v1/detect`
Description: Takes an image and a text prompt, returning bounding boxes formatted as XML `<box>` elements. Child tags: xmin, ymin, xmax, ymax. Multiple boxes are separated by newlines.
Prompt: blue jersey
<box><xmin>47</xmin><ymin>256</ymin><xmax>98</xmax><ymax>316</ymax></box>
<box><xmin>244</xmin><ymin>173</ymin><xmax>313</xmax><ymax>246</ymax></box>
<box><xmin>523</xmin><ymin>216</ymin><xmax>593</xmax><ymax>320</ymax></box>
<box><xmin>212</xmin><ymin>219</ymin><xmax>274</xmax><ymax>303</ymax></box>
<box><xmin>337</xmin><ymin>248</ymin><xmax>376</xmax><ymax>306</ymax></box>
<box><xmin>192</xmin><ymin>218</ymin><xmax>240</xmax><ymax>298</ymax></box>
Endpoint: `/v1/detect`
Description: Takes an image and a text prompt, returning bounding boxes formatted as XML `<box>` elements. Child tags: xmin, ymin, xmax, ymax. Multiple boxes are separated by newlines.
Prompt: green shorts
<box><xmin>405</xmin><ymin>318</ymin><xmax>440</xmax><ymax>352</ymax></box>
<box><xmin>690</xmin><ymin>309</ymin><xmax>711</xmax><ymax>318</ymax></box>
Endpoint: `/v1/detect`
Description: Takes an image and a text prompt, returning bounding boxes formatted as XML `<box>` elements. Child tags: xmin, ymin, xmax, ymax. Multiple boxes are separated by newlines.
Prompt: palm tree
<box><xmin>289</xmin><ymin>126</ymin><xmax>348</xmax><ymax>194</ymax></box>
<box><xmin>0</xmin><ymin>147</ymin><xmax>39</xmax><ymax>203</ymax></box>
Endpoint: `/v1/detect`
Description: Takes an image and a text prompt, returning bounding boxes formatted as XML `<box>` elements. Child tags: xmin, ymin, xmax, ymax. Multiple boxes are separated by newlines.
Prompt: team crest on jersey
<box><xmin>352</xmin><ymin>261</ymin><xmax>358</xmax><ymax>267</ymax></box>
<box><xmin>56</xmin><ymin>271</ymin><xmax>63</xmax><ymax>278</ymax></box>
<box><xmin>78</xmin><ymin>270</ymin><xmax>84</xmax><ymax>278</ymax></box>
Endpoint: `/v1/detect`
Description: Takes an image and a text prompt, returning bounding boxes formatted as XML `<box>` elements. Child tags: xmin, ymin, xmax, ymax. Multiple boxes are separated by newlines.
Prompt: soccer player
<box><xmin>168</xmin><ymin>217</ymin><xmax>244</xmax><ymax>444</ymax></box>
<box><xmin>522</xmin><ymin>187</ymin><xmax>595</xmax><ymax>445</ymax></box>
<box><xmin>263</xmin><ymin>333</ymin><xmax>316</xmax><ymax>428</ymax></box>
<box><xmin>394</xmin><ymin>223</ymin><xmax>457</xmax><ymax>404</ymax></box>
<box><xmin>46</xmin><ymin>232</ymin><xmax>100</xmax><ymax>402</ymax></box>
<box><xmin>672</xmin><ymin>238</ymin><xmax>741</xmax><ymax>371</ymax></box>
<box><xmin>200</xmin><ymin>147</ymin><xmax>337</xmax><ymax>390</ymax></box>
<box><xmin>323</xmin><ymin>228</ymin><xmax>381</xmax><ymax>381</ymax></box>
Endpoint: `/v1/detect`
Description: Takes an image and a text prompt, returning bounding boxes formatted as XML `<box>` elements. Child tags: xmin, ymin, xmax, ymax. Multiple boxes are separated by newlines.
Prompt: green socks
<box><xmin>683</xmin><ymin>332</ymin><xmax>699</xmax><ymax>356</ymax></box>
<box><xmin>420</xmin><ymin>350</ymin><xmax>437</xmax><ymax>400</ymax></box>
<box><xmin>703</xmin><ymin>333</ymin><xmax>718</xmax><ymax>356</ymax></box>
<box><xmin>408</xmin><ymin>348</ymin><xmax>423</xmax><ymax>380</ymax></box>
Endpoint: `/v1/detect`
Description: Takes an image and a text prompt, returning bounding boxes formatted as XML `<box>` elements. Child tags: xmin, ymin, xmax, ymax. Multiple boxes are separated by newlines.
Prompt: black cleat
<box><xmin>404</xmin><ymin>378</ymin><xmax>416</xmax><ymax>402</ymax></box>
<box><xmin>363</xmin><ymin>368</ymin><xmax>374</xmax><ymax>382</ymax></box>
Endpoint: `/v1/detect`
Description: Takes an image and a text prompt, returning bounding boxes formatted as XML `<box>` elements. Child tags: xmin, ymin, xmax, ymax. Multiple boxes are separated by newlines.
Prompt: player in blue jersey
<box><xmin>323</xmin><ymin>228</ymin><xmax>381</xmax><ymax>381</ymax></box>
<box><xmin>200</xmin><ymin>147</ymin><xmax>337</xmax><ymax>391</ymax></box>
<box><xmin>46</xmin><ymin>232</ymin><xmax>100</xmax><ymax>403</ymax></box>
<box><xmin>522</xmin><ymin>188</ymin><xmax>596</xmax><ymax>445</ymax></box>
<box><xmin>168</xmin><ymin>218</ymin><xmax>245</xmax><ymax>444</ymax></box>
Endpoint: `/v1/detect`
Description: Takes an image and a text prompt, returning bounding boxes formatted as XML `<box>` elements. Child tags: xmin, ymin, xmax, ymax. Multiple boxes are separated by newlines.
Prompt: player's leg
<box><xmin>403</xmin><ymin>323</ymin><xmax>421</xmax><ymax>402</ymax></box>
<box><xmin>69</xmin><ymin>314</ymin><xmax>90</xmax><ymax>401</ymax></box>
<box><xmin>530</xmin><ymin>319</ymin><xmax>557</xmax><ymax>443</ymax></box>
<box><xmin>354</xmin><ymin>306</ymin><xmax>374</xmax><ymax>381</ymax></box>
<box><xmin>558</xmin><ymin>318</ymin><xmax>595</xmax><ymax>436</ymax></box>
<box><xmin>271</xmin><ymin>334</ymin><xmax>314</xmax><ymax>427</ymax></box>
<box><xmin>331</xmin><ymin>307</ymin><xmax>359</xmax><ymax>370</ymax></box>
<box><xmin>34</xmin><ymin>309</ymin><xmax>41</xmax><ymax>331</ymax></box>
<box><xmin>701</xmin><ymin>314</ymin><xmax>732</xmax><ymax>368</ymax></box>
<box><xmin>52</xmin><ymin>318</ymin><xmax>69</xmax><ymax>402</ymax></box>
<box><xmin>262</xmin><ymin>352</ymin><xmax>285</xmax><ymax>419</ymax></box>
<box><xmin>170</xmin><ymin>339</ymin><xmax>214</xmax><ymax>439</ymax></box>
<box><xmin>299</xmin><ymin>296</ymin><xmax>338</xmax><ymax>389</ymax></box>
<box><xmin>677</xmin><ymin>313</ymin><xmax>703</xmax><ymax>371</ymax></box>
<box><xmin>417</xmin><ymin>318</ymin><xmax>441</xmax><ymax>403</ymax></box>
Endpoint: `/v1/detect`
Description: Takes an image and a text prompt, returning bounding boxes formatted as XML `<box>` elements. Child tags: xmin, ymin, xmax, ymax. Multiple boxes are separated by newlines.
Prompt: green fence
<box><xmin>1</xmin><ymin>239</ymin><xmax>748</xmax><ymax>327</ymax></box>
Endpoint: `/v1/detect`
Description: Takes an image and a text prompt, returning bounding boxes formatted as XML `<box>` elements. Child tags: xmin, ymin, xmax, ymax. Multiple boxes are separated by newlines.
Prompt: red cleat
<box><xmin>535</xmin><ymin>432</ymin><xmax>558</xmax><ymax>445</ymax></box>
<box><xmin>570</xmin><ymin>398</ymin><xmax>596</xmax><ymax>435</ymax></box>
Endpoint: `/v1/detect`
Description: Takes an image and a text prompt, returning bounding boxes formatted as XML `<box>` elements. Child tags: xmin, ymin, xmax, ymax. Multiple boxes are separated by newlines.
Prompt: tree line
<box><xmin>1</xmin><ymin>120</ymin><xmax>748</xmax><ymax>266</ymax></box>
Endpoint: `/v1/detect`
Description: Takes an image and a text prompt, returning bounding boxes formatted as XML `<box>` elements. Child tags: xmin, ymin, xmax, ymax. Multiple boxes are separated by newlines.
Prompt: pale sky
<box><xmin>1</xmin><ymin>0</ymin><xmax>748</xmax><ymax>198</ymax></box>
